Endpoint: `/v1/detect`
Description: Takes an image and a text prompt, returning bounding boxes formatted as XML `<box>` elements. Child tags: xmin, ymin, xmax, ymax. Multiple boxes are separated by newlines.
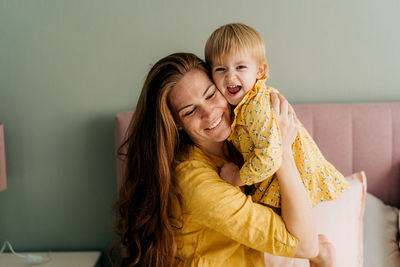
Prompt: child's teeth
<box><xmin>227</xmin><ymin>85</ymin><xmax>241</xmax><ymax>94</ymax></box>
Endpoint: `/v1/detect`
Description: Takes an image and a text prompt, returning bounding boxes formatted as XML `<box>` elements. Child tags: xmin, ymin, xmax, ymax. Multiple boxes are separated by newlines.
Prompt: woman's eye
<box><xmin>184</xmin><ymin>108</ymin><xmax>196</xmax><ymax>116</ymax></box>
<box><xmin>206</xmin><ymin>91</ymin><xmax>216</xmax><ymax>100</ymax></box>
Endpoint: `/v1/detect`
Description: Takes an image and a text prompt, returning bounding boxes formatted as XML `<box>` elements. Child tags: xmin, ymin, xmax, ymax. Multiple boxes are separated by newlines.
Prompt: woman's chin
<box><xmin>213</xmin><ymin>122</ymin><xmax>231</xmax><ymax>142</ymax></box>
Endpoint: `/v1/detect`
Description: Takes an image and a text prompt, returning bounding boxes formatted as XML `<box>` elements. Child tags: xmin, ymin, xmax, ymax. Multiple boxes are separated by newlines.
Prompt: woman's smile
<box><xmin>207</xmin><ymin>115</ymin><xmax>222</xmax><ymax>130</ymax></box>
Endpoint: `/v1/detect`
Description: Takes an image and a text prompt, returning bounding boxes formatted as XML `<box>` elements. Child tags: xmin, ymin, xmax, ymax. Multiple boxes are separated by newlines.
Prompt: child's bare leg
<box><xmin>310</xmin><ymin>234</ymin><xmax>336</xmax><ymax>267</ymax></box>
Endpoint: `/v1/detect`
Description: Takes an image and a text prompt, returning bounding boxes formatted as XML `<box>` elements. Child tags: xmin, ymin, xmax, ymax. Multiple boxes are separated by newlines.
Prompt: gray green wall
<box><xmin>1</xmin><ymin>0</ymin><xmax>399</xmax><ymax>265</ymax></box>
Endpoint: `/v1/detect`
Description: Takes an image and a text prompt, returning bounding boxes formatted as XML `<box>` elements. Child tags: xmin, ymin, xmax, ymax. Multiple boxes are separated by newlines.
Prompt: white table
<box><xmin>0</xmin><ymin>251</ymin><xmax>101</xmax><ymax>266</ymax></box>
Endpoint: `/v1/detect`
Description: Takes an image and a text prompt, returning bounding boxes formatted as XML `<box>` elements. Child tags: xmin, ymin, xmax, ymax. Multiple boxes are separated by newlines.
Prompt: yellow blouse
<box><xmin>229</xmin><ymin>79</ymin><xmax>348</xmax><ymax>207</ymax></box>
<box><xmin>229</xmin><ymin>80</ymin><xmax>282</xmax><ymax>186</ymax></box>
<box><xmin>172</xmin><ymin>145</ymin><xmax>297</xmax><ymax>266</ymax></box>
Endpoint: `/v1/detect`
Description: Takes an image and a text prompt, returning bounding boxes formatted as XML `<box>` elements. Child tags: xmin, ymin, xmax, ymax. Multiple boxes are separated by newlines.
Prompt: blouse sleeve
<box><xmin>175</xmin><ymin>159</ymin><xmax>298</xmax><ymax>257</ymax></box>
<box><xmin>239</xmin><ymin>86</ymin><xmax>283</xmax><ymax>185</ymax></box>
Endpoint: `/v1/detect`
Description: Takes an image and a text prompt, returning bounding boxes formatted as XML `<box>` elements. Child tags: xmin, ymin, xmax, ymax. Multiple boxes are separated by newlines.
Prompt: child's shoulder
<box><xmin>253</xmin><ymin>80</ymin><xmax>280</xmax><ymax>100</ymax></box>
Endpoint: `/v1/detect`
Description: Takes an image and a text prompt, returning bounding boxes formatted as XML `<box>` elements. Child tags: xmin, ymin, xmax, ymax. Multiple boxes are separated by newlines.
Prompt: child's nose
<box><xmin>225</xmin><ymin>70</ymin><xmax>235</xmax><ymax>81</ymax></box>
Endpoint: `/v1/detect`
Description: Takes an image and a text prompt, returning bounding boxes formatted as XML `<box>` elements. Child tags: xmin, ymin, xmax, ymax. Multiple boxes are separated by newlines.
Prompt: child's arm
<box><xmin>220</xmin><ymin>162</ymin><xmax>244</xmax><ymax>186</ymax></box>
<box><xmin>238</xmin><ymin>86</ymin><xmax>283</xmax><ymax>185</ymax></box>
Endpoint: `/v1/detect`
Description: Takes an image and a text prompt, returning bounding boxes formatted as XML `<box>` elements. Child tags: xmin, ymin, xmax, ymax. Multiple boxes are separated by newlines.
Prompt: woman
<box><xmin>113</xmin><ymin>53</ymin><xmax>334</xmax><ymax>266</ymax></box>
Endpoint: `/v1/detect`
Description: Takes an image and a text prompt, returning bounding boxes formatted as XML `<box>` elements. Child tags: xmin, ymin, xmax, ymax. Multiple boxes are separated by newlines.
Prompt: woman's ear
<box><xmin>176</xmin><ymin>123</ymin><xmax>183</xmax><ymax>130</ymax></box>
<box><xmin>256</xmin><ymin>62</ymin><xmax>268</xmax><ymax>79</ymax></box>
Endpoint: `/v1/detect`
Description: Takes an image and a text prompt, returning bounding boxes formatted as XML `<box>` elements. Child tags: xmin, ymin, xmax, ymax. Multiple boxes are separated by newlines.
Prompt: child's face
<box><xmin>211</xmin><ymin>50</ymin><xmax>265</xmax><ymax>106</ymax></box>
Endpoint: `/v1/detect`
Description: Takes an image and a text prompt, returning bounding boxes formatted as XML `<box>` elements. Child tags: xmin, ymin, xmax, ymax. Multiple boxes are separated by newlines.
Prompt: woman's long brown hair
<box><xmin>112</xmin><ymin>53</ymin><xmax>208</xmax><ymax>266</ymax></box>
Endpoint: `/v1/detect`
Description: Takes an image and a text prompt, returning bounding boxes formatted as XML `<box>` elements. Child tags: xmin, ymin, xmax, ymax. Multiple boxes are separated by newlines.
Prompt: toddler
<box><xmin>205</xmin><ymin>23</ymin><xmax>348</xmax><ymax>207</ymax></box>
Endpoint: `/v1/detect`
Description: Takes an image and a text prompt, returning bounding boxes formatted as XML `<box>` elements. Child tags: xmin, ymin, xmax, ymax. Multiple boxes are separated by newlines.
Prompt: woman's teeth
<box><xmin>208</xmin><ymin>116</ymin><xmax>222</xmax><ymax>129</ymax></box>
<box><xmin>227</xmin><ymin>85</ymin><xmax>241</xmax><ymax>94</ymax></box>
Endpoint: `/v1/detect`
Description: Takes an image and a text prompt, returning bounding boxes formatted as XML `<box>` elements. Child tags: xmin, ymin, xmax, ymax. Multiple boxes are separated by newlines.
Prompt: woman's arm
<box><xmin>277</xmin><ymin>148</ymin><xmax>318</xmax><ymax>258</ymax></box>
<box><xmin>271</xmin><ymin>92</ymin><xmax>318</xmax><ymax>259</ymax></box>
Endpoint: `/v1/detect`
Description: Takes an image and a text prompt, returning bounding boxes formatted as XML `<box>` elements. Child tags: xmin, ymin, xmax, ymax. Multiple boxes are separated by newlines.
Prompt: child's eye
<box><xmin>214</xmin><ymin>67</ymin><xmax>225</xmax><ymax>72</ymax></box>
<box><xmin>206</xmin><ymin>90</ymin><xmax>216</xmax><ymax>100</ymax></box>
<box><xmin>237</xmin><ymin>65</ymin><xmax>247</xmax><ymax>69</ymax></box>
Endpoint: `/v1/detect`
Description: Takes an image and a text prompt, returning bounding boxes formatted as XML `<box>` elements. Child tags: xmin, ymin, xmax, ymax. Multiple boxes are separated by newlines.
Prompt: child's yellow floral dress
<box><xmin>229</xmin><ymin>79</ymin><xmax>348</xmax><ymax>207</ymax></box>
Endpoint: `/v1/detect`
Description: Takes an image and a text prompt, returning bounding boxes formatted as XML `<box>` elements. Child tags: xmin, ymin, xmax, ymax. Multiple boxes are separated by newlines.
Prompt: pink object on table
<box><xmin>0</xmin><ymin>124</ymin><xmax>7</xmax><ymax>192</ymax></box>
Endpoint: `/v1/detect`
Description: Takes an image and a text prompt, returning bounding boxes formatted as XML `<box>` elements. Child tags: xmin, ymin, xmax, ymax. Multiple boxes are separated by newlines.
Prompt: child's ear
<box><xmin>256</xmin><ymin>62</ymin><xmax>268</xmax><ymax>79</ymax></box>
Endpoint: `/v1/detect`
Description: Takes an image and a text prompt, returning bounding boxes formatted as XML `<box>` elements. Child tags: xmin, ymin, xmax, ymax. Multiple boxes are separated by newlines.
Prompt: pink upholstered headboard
<box><xmin>115</xmin><ymin>102</ymin><xmax>400</xmax><ymax>208</ymax></box>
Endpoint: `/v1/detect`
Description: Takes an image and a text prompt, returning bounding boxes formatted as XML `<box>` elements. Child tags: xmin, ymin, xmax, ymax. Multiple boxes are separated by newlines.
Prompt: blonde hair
<box><xmin>205</xmin><ymin>23</ymin><xmax>268</xmax><ymax>76</ymax></box>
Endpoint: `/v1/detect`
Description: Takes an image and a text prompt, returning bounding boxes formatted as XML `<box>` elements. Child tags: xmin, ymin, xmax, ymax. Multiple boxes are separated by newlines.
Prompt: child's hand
<box><xmin>219</xmin><ymin>162</ymin><xmax>244</xmax><ymax>186</ymax></box>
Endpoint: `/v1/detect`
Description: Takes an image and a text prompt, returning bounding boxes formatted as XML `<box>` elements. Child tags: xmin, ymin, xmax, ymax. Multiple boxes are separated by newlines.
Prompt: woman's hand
<box><xmin>310</xmin><ymin>234</ymin><xmax>336</xmax><ymax>267</ymax></box>
<box><xmin>270</xmin><ymin>92</ymin><xmax>300</xmax><ymax>152</ymax></box>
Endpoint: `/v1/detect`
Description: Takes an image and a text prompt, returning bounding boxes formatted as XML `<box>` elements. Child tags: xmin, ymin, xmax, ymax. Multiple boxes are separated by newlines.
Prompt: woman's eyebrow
<box><xmin>178</xmin><ymin>104</ymin><xmax>192</xmax><ymax>113</ymax></box>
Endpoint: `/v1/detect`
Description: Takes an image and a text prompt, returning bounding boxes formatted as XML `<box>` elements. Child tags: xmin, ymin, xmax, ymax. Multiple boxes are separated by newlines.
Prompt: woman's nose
<box><xmin>200</xmin><ymin>104</ymin><xmax>214</xmax><ymax>120</ymax></box>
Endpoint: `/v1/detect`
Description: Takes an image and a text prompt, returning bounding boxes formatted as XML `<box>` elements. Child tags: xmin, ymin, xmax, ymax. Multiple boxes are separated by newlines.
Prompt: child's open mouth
<box><xmin>227</xmin><ymin>85</ymin><xmax>241</xmax><ymax>95</ymax></box>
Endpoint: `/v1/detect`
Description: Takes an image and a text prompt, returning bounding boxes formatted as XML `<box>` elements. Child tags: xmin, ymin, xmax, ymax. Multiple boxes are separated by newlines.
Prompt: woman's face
<box><xmin>168</xmin><ymin>69</ymin><xmax>232</xmax><ymax>150</ymax></box>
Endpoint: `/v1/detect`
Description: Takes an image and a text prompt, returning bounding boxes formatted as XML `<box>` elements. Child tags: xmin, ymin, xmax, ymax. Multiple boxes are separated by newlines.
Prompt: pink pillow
<box><xmin>265</xmin><ymin>171</ymin><xmax>367</xmax><ymax>267</ymax></box>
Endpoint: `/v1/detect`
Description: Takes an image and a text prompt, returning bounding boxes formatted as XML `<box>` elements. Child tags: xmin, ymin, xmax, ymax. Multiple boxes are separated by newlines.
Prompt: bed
<box><xmin>115</xmin><ymin>102</ymin><xmax>400</xmax><ymax>267</ymax></box>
